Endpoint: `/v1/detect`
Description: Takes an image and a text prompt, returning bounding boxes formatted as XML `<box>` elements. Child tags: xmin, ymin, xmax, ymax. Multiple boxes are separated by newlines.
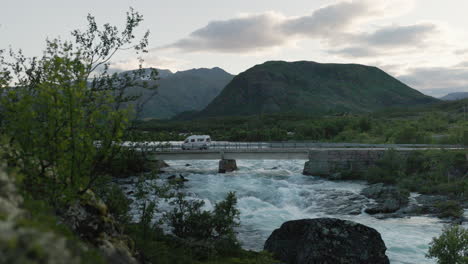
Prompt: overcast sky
<box><xmin>2</xmin><ymin>0</ymin><xmax>468</xmax><ymax>96</ymax></box>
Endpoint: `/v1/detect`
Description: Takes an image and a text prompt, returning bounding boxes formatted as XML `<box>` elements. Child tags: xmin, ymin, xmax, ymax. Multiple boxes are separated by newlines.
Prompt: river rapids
<box><xmin>120</xmin><ymin>159</ymin><xmax>458</xmax><ymax>264</ymax></box>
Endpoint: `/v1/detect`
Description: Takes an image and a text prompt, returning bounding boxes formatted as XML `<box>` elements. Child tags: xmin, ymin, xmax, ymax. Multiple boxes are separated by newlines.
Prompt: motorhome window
<box><xmin>190</xmin><ymin>139</ymin><xmax>195</xmax><ymax>142</ymax></box>
<box><xmin>184</xmin><ymin>140</ymin><xmax>188</xmax><ymax>143</ymax></box>
<box><xmin>197</xmin><ymin>139</ymin><xmax>204</xmax><ymax>142</ymax></box>
<box><xmin>206</xmin><ymin>138</ymin><xmax>211</xmax><ymax>142</ymax></box>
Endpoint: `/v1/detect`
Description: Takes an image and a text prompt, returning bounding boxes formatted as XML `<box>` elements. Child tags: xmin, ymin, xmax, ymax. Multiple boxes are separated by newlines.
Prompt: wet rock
<box><xmin>270</xmin><ymin>167</ymin><xmax>279</xmax><ymax>170</ymax></box>
<box><xmin>185</xmin><ymin>164</ymin><xmax>191</xmax><ymax>167</ymax></box>
<box><xmin>219</xmin><ymin>159</ymin><xmax>237</xmax><ymax>173</ymax></box>
<box><xmin>315</xmin><ymin>190</ymin><xmax>368</xmax><ymax>215</ymax></box>
<box><xmin>264</xmin><ymin>218</ymin><xmax>389</xmax><ymax>264</ymax></box>
<box><xmin>150</xmin><ymin>160</ymin><xmax>169</xmax><ymax>173</ymax></box>
<box><xmin>167</xmin><ymin>174</ymin><xmax>189</xmax><ymax>183</ymax></box>
<box><xmin>361</xmin><ymin>184</ymin><xmax>409</xmax><ymax>214</ymax></box>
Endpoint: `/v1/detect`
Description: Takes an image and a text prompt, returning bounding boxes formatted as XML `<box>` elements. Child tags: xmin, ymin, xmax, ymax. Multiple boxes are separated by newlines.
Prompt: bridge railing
<box><xmin>123</xmin><ymin>141</ymin><xmax>464</xmax><ymax>152</ymax></box>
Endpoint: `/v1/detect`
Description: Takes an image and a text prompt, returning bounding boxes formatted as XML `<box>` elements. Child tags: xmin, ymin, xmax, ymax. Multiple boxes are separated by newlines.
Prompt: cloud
<box><xmin>329</xmin><ymin>23</ymin><xmax>438</xmax><ymax>57</ymax></box>
<box><xmin>360</xmin><ymin>23</ymin><xmax>437</xmax><ymax>47</ymax></box>
<box><xmin>454</xmin><ymin>48</ymin><xmax>468</xmax><ymax>55</ymax></box>
<box><xmin>163</xmin><ymin>12</ymin><xmax>287</xmax><ymax>53</ymax></box>
<box><xmin>397</xmin><ymin>66</ymin><xmax>468</xmax><ymax>96</ymax></box>
<box><xmin>160</xmin><ymin>0</ymin><xmax>416</xmax><ymax>54</ymax></box>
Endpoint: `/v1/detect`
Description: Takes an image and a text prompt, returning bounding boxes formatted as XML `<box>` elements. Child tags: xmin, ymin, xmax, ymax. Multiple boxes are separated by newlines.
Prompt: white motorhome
<box><xmin>182</xmin><ymin>135</ymin><xmax>211</xmax><ymax>150</ymax></box>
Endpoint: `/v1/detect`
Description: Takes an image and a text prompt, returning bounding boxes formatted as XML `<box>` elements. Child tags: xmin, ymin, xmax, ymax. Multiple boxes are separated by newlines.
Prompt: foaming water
<box><xmin>128</xmin><ymin>160</ymin><xmax>446</xmax><ymax>264</ymax></box>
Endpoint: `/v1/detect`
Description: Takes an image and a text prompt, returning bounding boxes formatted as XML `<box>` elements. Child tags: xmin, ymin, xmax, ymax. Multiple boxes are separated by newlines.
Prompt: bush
<box><xmin>427</xmin><ymin>225</ymin><xmax>468</xmax><ymax>264</ymax></box>
<box><xmin>435</xmin><ymin>201</ymin><xmax>464</xmax><ymax>219</ymax></box>
<box><xmin>165</xmin><ymin>192</ymin><xmax>240</xmax><ymax>243</ymax></box>
<box><xmin>97</xmin><ymin>182</ymin><xmax>132</xmax><ymax>226</ymax></box>
<box><xmin>365</xmin><ymin>149</ymin><xmax>405</xmax><ymax>184</ymax></box>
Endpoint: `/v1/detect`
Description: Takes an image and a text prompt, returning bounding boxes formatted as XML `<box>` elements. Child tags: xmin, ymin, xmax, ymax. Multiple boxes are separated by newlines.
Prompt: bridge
<box><xmin>141</xmin><ymin>142</ymin><xmax>466</xmax><ymax>175</ymax></box>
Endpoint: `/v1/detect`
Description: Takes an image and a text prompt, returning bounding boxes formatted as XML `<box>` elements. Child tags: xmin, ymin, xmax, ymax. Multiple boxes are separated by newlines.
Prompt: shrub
<box><xmin>165</xmin><ymin>191</ymin><xmax>240</xmax><ymax>243</ymax></box>
<box><xmin>427</xmin><ymin>225</ymin><xmax>468</xmax><ymax>264</ymax></box>
<box><xmin>365</xmin><ymin>149</ymin><xmax>405</xmax><ymax>184</ymax></box>
<box><xmin>435</xmin><ymin>201</ymin><xmax>464</xmax><ymax>219</ymax></box>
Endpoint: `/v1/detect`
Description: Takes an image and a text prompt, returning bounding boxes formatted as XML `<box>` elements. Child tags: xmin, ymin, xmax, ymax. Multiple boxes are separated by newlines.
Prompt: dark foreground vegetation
<box><xmin>0</xmin><ymin>9</ymin><xmax>274</xmax><ymax>264</ymax></box>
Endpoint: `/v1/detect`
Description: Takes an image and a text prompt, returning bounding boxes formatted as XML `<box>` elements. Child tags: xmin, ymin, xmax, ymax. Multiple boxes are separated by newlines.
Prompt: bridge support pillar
<box><xmin>219</xmin><ymin>159</ymin><xmax>237</xmax><ymax>173</ymax></box>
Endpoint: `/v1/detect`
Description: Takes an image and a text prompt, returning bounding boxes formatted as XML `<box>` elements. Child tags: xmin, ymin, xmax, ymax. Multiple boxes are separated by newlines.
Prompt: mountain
<box><xmin>126</xmin><ymin>67</ymin><xmax>234</xmax><ymax>119</ymax></box>
<box><xmin>198</xmin><ymin>61</ymin><xmax>438</xmax><ymax>117</ymax></box>
<box><xmin>440</xmin><ymin>92</ymin><xmax>468</xmax><ymax>101</ymax></box>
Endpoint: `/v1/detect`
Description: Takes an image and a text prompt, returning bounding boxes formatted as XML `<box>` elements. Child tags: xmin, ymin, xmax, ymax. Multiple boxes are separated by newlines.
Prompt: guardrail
<box><xmin>123</xmin><ymin>141</ymin><xmax>465</xmax><ymax>152</ymax></box>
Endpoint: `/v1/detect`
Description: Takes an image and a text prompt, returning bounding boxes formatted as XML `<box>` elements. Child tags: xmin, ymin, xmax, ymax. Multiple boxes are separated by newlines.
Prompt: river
<box><xmin>121</xmin><ymin>159</ymin><xmax>451</xmax><ymax>264</ymax></box>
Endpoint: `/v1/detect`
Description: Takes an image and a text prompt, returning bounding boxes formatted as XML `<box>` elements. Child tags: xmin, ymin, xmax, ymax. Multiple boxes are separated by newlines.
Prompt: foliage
<box><xmin>136</xmin><ymin>98</ymin><xmax>467</xmax><ymax>145</ymax></box>
<box><xmin>165</xmin><ymin>191</ymin><xmax>240</xmax><ymax>242</ymax></box>
<box><xmin>427</xmin><ymin>225</ymin><xmax>468</xmax><ymax>264</ymax></box>
<box><xmin>94</xmin><ymin>179</ymin><xmax>132</xmax><ymax>226</ymax></box>
<box><xmin>0</xmin><ymin>8</ymin><xmax>157</xmax><ymax>205</ymax></box>
<box><xmin>435</xmin><ymin>201</ymin><xmax>464</xmax><ymax>219</ymax></box>
<box><xmin>12</xmin><ymin>196</ymin><xmax>106</xmax><ymax>264</ymax></box>
<box><xmin>364</xmin><ymin>149</ymin><xmax>406</xmax><ymax>184</ymax></box>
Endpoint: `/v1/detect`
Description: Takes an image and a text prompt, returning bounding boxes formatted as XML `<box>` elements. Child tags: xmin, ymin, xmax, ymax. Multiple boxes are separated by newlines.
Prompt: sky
<box><xmin>2</xmin><ymin>0</ymin><xmax>468</xmax><ymax>97</ymax></box>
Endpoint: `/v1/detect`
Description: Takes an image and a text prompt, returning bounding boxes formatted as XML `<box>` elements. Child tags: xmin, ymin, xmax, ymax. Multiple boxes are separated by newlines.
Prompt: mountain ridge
<box><xmin>198</xmin><ymin>61</ymin><xmax>438</xmax><ymax>117</ymax></box>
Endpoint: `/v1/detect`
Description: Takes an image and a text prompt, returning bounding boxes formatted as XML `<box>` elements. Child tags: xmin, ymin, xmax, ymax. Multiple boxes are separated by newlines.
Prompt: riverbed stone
<box><xmin>264</xmin><ymin>218</ymin><xmax>389</xmax><ymax>264</ymax></box>
<box><xmin>315</xmin><ymin>190</ymin><xmax>368</xmax><ymax>215</ymax></box>
<box><xmin>361</xmin><ymin>183</ymin><xmax>409</xmax><ymax>214</ymax></box>
<box><xmin>219</xmin><ymin>159</ymin><xmax>237</xmax><ymax>173</ymax></box>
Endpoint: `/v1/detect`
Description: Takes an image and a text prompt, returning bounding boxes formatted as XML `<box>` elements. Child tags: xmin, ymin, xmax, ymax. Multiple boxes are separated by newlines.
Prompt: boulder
<box><xmin>218</xmin><ymin>159</ymin><xmax>237</xmax><ymax>173</ymax></box>
<box><xmin>264</xmin><ymin>218</ymin><xmax>389</xmax><ymax>264</ymax></box>
<box><xmin>63</xmin><ymin>190</ymin><xmax>139</xmax><ymax>264</ymax></box>
<box><xmin>0</xmin><ymin>167</ymin><xmax>81</xmax><ymax>264</ymax></box>
<box><xmin>361</xmin><ymin>184</ymin><xmax>409</xmax><ymax>214</ymax></box>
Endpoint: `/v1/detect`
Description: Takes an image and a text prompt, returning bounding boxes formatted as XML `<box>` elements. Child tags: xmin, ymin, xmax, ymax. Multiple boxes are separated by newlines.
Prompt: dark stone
<box><xmin>314</xmin><ymin>190</ymin><xmax>368</xmax><ymax>215</ymax></box>
<box><xmin>185</xmin><ymin>164</ymin><xmax>191</xmax><ymax>167</ymax></box>
<box><xmin>271</xmin><ymin>167</ymin><xmax>279</xmax><ymax>170</ymax></box>
<box><xmin>264</xmin><ymin>218</ymin><xmax>389</xmax><ymax>264</ymax></box>
<box><xmin>361</xmin><ymin>183</ymin><xmax>409</xmax><ymax>214</ymax></box>
<box><xmin>218</xmin><ymin>159</ymin><xmax>237</xmax><ymax>173</ymax></box>
<box><xmin>167</xmin><ymin>174</ymin><xmax>189</xmax><ymax>183</ymax></box>
<box><xmin>126</xmin><ymin>191</ymin><xmax>134</xmax><ymax>195</ymax></box>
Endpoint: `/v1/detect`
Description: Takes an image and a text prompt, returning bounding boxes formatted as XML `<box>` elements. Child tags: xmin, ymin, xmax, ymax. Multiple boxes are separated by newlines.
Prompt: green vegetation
<box><xmin>137</xmin><ymin>99</ymin><xmax>467</xmax><ymax>145</ymax></box>
<box><xmin>361</xmin><ymin>150</ymin><xmax>468</xmax><ymax>198</ymax></box>
<box><xmin>0</xmin><ymin>9</ymin><xmax>274</xmax><ymax>264</ymax></box>
<box><xmin>435</xmin><ymin>201</ymin><xmax>464</xmax><ymax>219</ymax></box>
<box><xmin>0</xmin><ymin>8</ymin><xmax>157</xmax><ymax>206</ymax></box>
<box><xmin>122</xmin><ymin>173</ymin><xmax>276</xmax><ymax>264</ymax></box>
<box><xmin>427</xmin><ymin>225</ymin><xmax>468</xmax><ymax>264</ymax></box>
<box><xmin>198</xmin><ymin>60</ymin><xmax>438</xmax><ymax>117</ymax></box>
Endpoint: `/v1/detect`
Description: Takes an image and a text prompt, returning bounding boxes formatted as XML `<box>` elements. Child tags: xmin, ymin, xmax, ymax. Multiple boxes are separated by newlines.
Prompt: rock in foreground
<box><xmin>264</xmin><ymin>218</ymin><xmax>389</xmax><ymax>264</ymax></box>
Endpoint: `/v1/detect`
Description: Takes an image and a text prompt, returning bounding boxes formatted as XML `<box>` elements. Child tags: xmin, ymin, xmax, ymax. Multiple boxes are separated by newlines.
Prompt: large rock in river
<box><xmin>361</xmin><ymin>183</ymin><xmax>409</xmax><ymax>214</ymax></box>
<box><xmin>264</xmin><ymin>218</ymin><xmax>389</xmax><ymax>264</ymax></box>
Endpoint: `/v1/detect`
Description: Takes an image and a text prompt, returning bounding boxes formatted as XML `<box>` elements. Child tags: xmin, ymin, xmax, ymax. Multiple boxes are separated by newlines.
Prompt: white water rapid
<box><xmin>122</xmin><ymin>160</ymin><xmax>452</xmax><ymax>264</ymax></box>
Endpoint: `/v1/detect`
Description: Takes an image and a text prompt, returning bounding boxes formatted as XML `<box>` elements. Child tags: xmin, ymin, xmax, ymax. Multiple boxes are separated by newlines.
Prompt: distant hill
<box><xmin>124</xmin><ymin>67</ymin><xmax>234</xmax><ymax>119</ymax></box>
<box><xmin>440</xmin><ymin>92</ymin><xmax>468</xmax><ymax>101</ymax></box>
<box><xmin>198</xmin><ymin>61</ymin><xmax>438</xmax><ymax>117</ymax></box>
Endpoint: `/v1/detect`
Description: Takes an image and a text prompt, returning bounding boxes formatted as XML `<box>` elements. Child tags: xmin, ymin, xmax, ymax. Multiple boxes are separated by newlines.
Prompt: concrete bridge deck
<box><xmin>149</xmin><ymin>147</ymin><xmax>464</xmax><ymax>161</ymax></box>
<box><xmin>141</xmin><ymin>142</ymin><xmax>466</xmax><ymax>174</ymax></box>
